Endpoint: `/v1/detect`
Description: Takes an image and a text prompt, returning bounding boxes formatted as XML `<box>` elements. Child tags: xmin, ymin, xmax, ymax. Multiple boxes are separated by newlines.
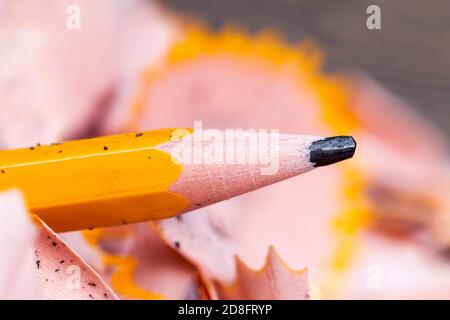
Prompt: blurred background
<box><xmin>165</xmin><ymin>0</ymin><xmax>450</xmax><ymax>135</ymax></box>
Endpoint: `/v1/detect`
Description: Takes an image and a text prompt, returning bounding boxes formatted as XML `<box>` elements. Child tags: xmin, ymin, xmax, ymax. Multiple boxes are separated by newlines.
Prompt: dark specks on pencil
<box><xmin>135</xmin><ymin>132</ymin><xmax>144</xmax><ymax>137</ymax></box>
<box><xmin>103</xmin><ymin>146</ymin><xmax>109</xmax><ymax>151</ymax></box>
<box><xmin>174</xmin><ymin>241</ymin><xmax>181</xmax><ymax>249</ymax></box>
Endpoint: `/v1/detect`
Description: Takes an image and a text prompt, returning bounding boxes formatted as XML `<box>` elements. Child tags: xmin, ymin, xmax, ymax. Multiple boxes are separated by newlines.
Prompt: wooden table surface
<box><xmin>166</xmin><ymin>0</ymin><xmax>450</xmax><ymax>135</ymax></box>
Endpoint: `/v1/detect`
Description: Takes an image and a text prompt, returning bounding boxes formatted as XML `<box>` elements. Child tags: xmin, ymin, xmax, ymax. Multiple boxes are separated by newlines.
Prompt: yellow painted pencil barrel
<box><xmin>0</xmin><ymin>128</ymin><xmax>355</xmax><ymax>232</ymax></box>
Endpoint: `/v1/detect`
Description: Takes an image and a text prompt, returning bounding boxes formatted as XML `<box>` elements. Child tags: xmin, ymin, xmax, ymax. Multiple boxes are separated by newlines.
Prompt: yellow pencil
<box><xmin>0</xmin><ymin>128</ymin><xmax>355</xmax><ymax>232</ymax></box>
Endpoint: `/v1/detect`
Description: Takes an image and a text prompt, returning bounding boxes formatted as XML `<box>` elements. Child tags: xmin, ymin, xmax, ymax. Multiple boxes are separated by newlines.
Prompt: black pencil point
<box><xmin>310</xmin><ymin>136</ymin><xmax>356</xmax><ymax>167</ymax></box>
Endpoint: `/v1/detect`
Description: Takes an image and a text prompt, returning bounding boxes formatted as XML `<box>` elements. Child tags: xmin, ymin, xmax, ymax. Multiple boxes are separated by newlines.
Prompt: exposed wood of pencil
<box><xmin>0</xmin><ymin>128</ymin><xmax>355</xmax><ymax>232</ymax></box>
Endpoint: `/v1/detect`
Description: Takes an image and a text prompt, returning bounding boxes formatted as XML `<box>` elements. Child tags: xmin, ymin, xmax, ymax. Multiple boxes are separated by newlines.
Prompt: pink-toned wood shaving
<box><xmin>34</xmin><ymin>220</ymin><xmax>118</xmax><ymax>300</ymax></box>
<box><xmin>221</xmin><ymin>246</ymin><xmax>310</xmax><ymax>300</ymax></box>
<box><xmin>0</xmin><ymin>190</ymin><xmax>40</xmax><ymax>299</ymax></box>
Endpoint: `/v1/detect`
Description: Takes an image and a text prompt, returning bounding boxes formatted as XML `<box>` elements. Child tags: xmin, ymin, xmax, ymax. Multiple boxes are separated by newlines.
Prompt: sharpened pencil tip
<box><xmin>310</xmin><ymin>136</ymin><xmax>356</xmax><ymax>167</ymax></box>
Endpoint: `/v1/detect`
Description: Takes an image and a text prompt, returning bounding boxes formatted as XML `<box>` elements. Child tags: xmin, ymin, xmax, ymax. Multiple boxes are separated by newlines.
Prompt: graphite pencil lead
<box><xmin>309</xmin><ymin>136</ymin><xmax>356</xmax><ymax>167</ymax></box>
